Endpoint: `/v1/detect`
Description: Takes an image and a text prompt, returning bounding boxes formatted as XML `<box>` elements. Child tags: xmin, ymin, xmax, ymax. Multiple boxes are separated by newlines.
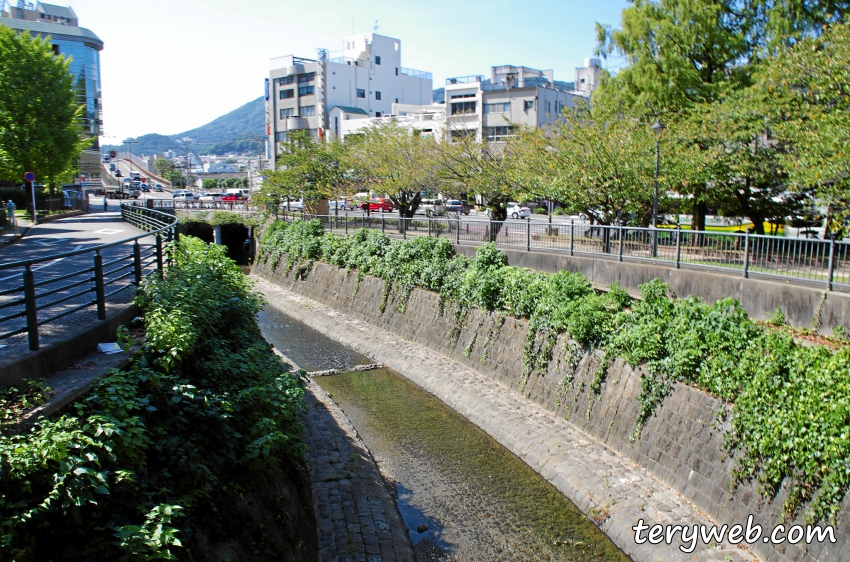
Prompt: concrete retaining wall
<box><xmin>254</xmin><ymin>258</ymin><xmax>849</xmax><ymax>562</ymax></box>
<box><xmin>452</xmin><ymin>245</ymin><xmax>850</xmax><ymax>335</ymax></box>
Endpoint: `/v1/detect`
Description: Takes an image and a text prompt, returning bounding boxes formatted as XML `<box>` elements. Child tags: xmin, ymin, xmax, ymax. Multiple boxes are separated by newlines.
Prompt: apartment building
<box><xmin>444</xmin><ymin>65</ymin><xmax>584</xmax><ymax>142</ymax></box>
<box><xmin>266</xmin><ymin>33</ymin><xmax>432</xmax><ymax>167</ymax></box>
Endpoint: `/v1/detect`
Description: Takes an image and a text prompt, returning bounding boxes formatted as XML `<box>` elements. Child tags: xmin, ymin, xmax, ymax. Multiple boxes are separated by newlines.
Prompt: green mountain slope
<box><xmin>103</xmin><ymin>97</ymin><xmax>265</xmax><ymax>156</ymax></box>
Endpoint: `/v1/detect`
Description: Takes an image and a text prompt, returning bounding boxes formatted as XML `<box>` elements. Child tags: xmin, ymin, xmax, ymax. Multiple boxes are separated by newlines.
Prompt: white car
<box><xmin>199</xmin><ymin>193</ymin><xmax>224</xmax><ymax>202</ymax></box>
<box><xmin>507</xmin><ymin>203</ymin><xmax>531</xmax><ymax>219</ymax></box>
<box><xmin>328</xmin><ymin>199</ymin><xmax>352</xmax><ymax>211</ymax></box>
<box><xmin>173</xmin><ymin>193</ymin><xmax>199</xmax><ymax>202</ymax></box>
<box><xmin>285</xmin><ymin>199</ymin><xmax>304</xmax><ymax>211</ymax></box>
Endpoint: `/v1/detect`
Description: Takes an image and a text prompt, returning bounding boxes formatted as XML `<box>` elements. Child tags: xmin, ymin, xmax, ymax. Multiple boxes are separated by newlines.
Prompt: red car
<box><xmin>360</xmin><ymin>199</ymin><xmax>394</xmax><ymax>212</ymax></box>
<box><xmin>221</xmin><ymin>194</ymin><xmax>244</xmax><ymax>202</ymax></box>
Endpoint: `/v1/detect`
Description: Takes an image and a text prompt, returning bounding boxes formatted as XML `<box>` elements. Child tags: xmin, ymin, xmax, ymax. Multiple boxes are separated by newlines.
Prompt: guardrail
<box><xmin>0</xmin><ymin>205</ymin><xmax>178</xmax><ymax>351</ymax></box>
<box><xmin>278</xmin><ymin>213</ymin><xmax>850</xmax><ymax>292</ymax></box>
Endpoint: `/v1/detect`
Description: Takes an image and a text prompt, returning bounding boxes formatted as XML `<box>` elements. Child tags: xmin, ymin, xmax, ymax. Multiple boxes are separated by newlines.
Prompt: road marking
<box><xmin>0</xmin><ymin>245</ymin><xmax>84</xmax><ymax>281</ymax></box>
<box><xmin>31</xmin><ymin>237</ymin><xmax>68</xmax><ymax>246</ymax></box>
<box><xmin>94</xmin><ymin>229</ymin><xmax>124</xmax><ymax>235</ymax></box>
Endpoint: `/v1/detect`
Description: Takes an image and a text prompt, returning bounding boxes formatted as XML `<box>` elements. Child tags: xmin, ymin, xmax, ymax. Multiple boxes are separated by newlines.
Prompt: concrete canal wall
<box><xmin>253</xmin><ymin>259</ymin><xmax>849</xmax><ymax>562</ymax></box>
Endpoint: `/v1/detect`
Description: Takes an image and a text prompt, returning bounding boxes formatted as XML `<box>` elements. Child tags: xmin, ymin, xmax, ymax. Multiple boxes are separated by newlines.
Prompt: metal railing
<box><xmin>0</xmin><ymin>205</ymin><xmax>178</xmax><ymax>351</ymax></box>
<box><xmin>124</xmin><ymin>199</ymin><xmax>259</xmax><ymax>213</ymax></box>
<box><xmin>277</xmin><ymin>212</ymin><xmax>850</xmax><ymax>291</ymax></box>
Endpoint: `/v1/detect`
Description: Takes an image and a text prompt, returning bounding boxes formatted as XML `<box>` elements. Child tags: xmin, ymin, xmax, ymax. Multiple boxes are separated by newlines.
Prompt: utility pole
<box><xmin>180</xmin><ymin>137</ymin><xmax>194</xmax><ymax>190</ymax></box>
<box><xmin>252</xmin><ymin>137</ymin><xmax>265</xmax><ymax>192</ymax></box>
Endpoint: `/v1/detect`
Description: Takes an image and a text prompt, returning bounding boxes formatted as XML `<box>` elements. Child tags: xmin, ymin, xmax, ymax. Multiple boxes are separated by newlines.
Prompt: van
<box><xmin>225</xmin><ymin>188</ymin><xmax>249</xmax><ymax>198</ymax></box>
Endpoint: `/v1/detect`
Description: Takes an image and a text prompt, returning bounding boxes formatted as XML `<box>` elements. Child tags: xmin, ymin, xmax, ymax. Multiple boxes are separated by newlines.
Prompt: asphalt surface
<box><xmin>0</xmin><ymin>198</ymin><xmax>157</xmax><ymax>360</ymax></box>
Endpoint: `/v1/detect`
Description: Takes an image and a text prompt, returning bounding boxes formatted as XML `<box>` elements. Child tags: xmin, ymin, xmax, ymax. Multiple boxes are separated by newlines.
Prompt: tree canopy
<box><xmin>0</xmin><ymin>26</ymin><xmax>88</xmax><ymax>185</ymax></box>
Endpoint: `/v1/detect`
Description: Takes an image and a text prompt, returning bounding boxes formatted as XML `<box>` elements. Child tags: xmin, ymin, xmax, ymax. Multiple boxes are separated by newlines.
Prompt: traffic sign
<box><xmin>109</xmin><ymin>150</ymin><xmax>117</xmax><ymax>159</ymax></box>
<box><xmin>24</xmin><ymin>171</ymin><xmax>35</xmax><ymax>182</ymax></box>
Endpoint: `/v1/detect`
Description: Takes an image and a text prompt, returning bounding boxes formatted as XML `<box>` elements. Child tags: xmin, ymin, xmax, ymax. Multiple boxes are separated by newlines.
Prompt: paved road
<box><xmin>0</xmin><ymin>203</ymin><xmax>157</xmax><ymax>360</ymax></box>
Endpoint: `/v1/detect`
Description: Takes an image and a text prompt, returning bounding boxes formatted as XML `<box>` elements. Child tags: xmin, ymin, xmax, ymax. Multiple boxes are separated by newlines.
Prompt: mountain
<box><xmin>103</xmin><ymin>96</ymin><xmax>265</xmax><ymax>156</ymax></box>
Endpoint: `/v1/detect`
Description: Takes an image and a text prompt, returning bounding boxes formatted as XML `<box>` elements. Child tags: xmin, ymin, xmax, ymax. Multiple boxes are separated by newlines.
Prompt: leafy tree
<box><xmin>520</xmin><ymin>102</ymin><xmax>657</xmax><ymax>226</ymax></box>
<box><xmin>259</xmin><ymin>130</ymin><xmax>344</xmax><ymax>211</ymax></box>
<box><xmin>0</xmin><ymin>27</ymin><xmax>88</xmax><ymax>186</ymax></box>
<box><xmin>434</xmin><ymin>127</ymin><xmax>531</xmax><ymax>240</ymax></box>
<box><xmin>595</xmin><ymin>0</ymin><xmax>848</xmax><ymax>230</ymax></box>
<box><xmin>757</xmin><ymin>19</ymin><xmax>850</xmax><ymax>213</ymax></box>
<box><xmin>345</xmin><ymin>121</ymin><xmax>441</xmax><ymax>219</ymax></box>
<box><xmin>154</xmin><ymin>158</ymin><xmax>172</xmax><ymax>179</ymax></box>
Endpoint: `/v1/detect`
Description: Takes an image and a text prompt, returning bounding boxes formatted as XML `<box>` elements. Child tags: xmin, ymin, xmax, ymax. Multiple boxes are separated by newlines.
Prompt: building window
<box><xmin>395</xmin><ymin>98</ymin><xmax>399</xmax><ymax>103</ymax></box>
<box><xmin>451</xmin><ymin>101</ymin><xmax>476</xmax><ymax>115</ymax></box>
<box><xmin>375</xmin><ymin>55</ymin><xmax>381</xmax><ymax>65</ymax></box>
<box><xmin>524</xmin><ymin>100</ymin><xmax>535</xmax><ymax>111</ymax></box>
<box><xmin>484</xmin><ymin>126</ymin><xmax>516</xmax><ymax>141</ymax></box>
<box><xmin>483</xmin><ymin>102</ymin><xmax>509</xmax><ymax>114</ymax></box>
<box><xmin>51</xmin><ymin>44</ymin><xmax>60</xmax><ymax>55</ymax></box>
<box><xmin>280</xmin><ymin>89</ymin><xmax>294</xmax><ymax>99</ymax></box>
<box><xmin>356</xmin><ymin>89</ymin><xmax>366</xmax><ymax>98</ymax></box>
<box><xmin>375</xmin><ymin>112</ymin><xmax>382</xmax><ymax>117</ymax></box>
<box><xmin>546</xmin><ymin>101</ymin><xmax>552</xmax><ymax>113</ymax></box>
<box><xmin>334</xmin><ymin>116</ymin><xmax>339</xmax><ymax>135</ymax></box>
<box><xmin>450</xmin><ymin>130</ymin><xmax>475</xmax><ymax>141</ymax></box>
<box><xmin>279</xmin><ymin>76</ymin><xmax>294</xmax><ymax>86</ymax></box>
<box><xmin>395</xmin><ymin>67</ymin><xmax>398</xmax><ymax>76</ymax></box>
<box><xmin>298</xmin><ymin>72</ymin><xmax>316</xmax><ymax>83</ymax></box>
<box><xmin>276</xmin><ymin>132</ymin><xmax>288</xmax><ymax>142</ymax></box>
<box><xmin>302</xmin><ymin>105</ymin><xmax>316</xmax><ymax>117</ymax></box>
<box><xmin>299</xmin><ymin>85</ymin><xmax>315</xmax><ymax>96</ymax></box>
<box><xmin>375</xmin><ymin>91</ymin><xmax>381</xmax><ymax>100</ymax></box>
<box><xmin>451</xmin><ymin>93</ymin><xmax>475</xmax><ymax>99</ymax></box>
<box><xmin>280</xmin><ymin>108</ymin><xmax>295</xmax><ymax>119</ymax></box>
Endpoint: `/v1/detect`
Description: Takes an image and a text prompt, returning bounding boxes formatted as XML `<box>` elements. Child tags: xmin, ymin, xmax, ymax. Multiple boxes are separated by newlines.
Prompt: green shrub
<box><xmin>533</xmin><ymin>207</ymin><xmax>548</xmax><ymax>214</ymax></box>
<box><xmin>0</xmin><ymin>237</ymin><xmax>307</xmax><ymax>559</ymax></box>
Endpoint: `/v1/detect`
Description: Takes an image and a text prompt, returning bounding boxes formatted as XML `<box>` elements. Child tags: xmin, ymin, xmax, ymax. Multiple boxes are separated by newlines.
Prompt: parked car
<box><xmin>115</xmin><ymin>170</ymin><xmax>123</xmax><ymax>177</ymax></box>
<box><xmin>360</xmin><ymin>198</ymin><xmax>394</xmax><ymax>212</ymax></box>
<box><xmin>507</xmin><ymin>203</ymin><xmax>531</xmax><ymax>219</ymax></box>
<box><xmin>199</xmin><ymin>193</ymin><xmax>224</xmax><ymax>202</ymax></box>
<box><xmin>173</xmin><ymin>193</ymin><xmax>199</xmax><ymax>202</ymax></box>
<box><xmin>443</xmin><ymin>199</ymin><xmax>469</xmax><ymax>215</ymax></box>
<box><xmin>173</xmin><ymin>190</ymin><xmax>190</xmax><ymax>198</ymax></box>
<box><xmin>221</xmin><ymin>193</ymin><xmax>244</xmax><ymax>202</ymax></box>
<box><xmin>329</xmin><ymin>198</ymin><xmax>352</xmax><ymax>211</ymax></box>
<box><xmin>153</xmin><ymin>184</ymin><xmax>163</xmax><ymax>192</ymax></box>
<box><xmin>284</xmin><ymin>199</ymin><xmax>304</xmax><ymax>211</ymax></box>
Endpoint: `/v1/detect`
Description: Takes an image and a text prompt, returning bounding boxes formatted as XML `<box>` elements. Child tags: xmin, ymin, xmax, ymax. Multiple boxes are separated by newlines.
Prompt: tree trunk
<box><xmin>487</xmin><ymin>205</ymin><xmax>507</xmax><ymax>242</ymax></box>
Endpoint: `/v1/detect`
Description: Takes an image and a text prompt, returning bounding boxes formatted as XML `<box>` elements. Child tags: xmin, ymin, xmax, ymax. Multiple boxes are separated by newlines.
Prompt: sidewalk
<box><xmin>0</xmin><ymin>216</ymin><xmax>34</xmax><ymax>249</ymax></box>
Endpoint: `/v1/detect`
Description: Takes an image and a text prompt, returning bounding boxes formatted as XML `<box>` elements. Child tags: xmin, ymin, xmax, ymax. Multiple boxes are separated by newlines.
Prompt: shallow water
<box><xmin>256</xmin><ymin>306</ymin><xmax>371</xmax><ymax>371</ymax></box>
<box><xmin>319</xmin><ymin>369</ymin><xmax>630</xmax><ymax>562</ymax></box>
<box><xmin>258</xmin><ymin>305</ymin><xmax>628</xmax><ymax>561</ymax></box>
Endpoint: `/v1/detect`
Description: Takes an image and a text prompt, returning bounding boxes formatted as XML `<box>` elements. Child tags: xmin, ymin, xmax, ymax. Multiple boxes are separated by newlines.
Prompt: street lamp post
<box><xmin>650</xmin><ymin>120</ymin><xmax>666</xmax><ymax>257</ymax></box>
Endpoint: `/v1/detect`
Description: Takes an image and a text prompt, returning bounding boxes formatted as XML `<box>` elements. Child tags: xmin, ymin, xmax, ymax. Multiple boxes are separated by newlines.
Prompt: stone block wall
<box><xmin>254</xmin><ymin>259</ymin><xmax>849</xmax><ymax>562</ymax></box>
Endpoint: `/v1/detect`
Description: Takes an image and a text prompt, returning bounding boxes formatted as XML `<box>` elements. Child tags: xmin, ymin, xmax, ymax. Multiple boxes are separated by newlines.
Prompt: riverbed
<box><xmin>258</xmin><ymin>306</ymin><xmax>629</xmax><ymax>561</ymax></box>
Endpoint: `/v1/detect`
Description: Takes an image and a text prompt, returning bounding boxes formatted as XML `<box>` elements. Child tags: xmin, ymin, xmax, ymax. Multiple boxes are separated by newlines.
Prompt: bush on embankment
<box><xmin>0</xmin><ymin>237</ymin><xmax>313</xmax><ymax>561</ymax></box>
<box><xmin>259</xmin><ymin>218</ymin><xmax>850</xmax><ymax>525</ymax></box>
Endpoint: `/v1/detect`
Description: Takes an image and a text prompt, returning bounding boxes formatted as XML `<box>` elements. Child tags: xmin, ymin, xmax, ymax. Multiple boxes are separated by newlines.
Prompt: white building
<box><xmin>267</xmin><ymin>33</ymin><xmax>432</xmax><ymax>167</ymax></box>
<box><xmin>336</xmin><ymin>103</ymin><xmax>446</xmax><ymax>142</ymax></box>
<box><xmin>575</xmin><ymin>57</ymin><xmax>602</xmax><ymax>95</ymax></box>
<box><xmin>444</xmin><ymin>64</ymin><xmax>584</xmax><ymax>142</ymax></box>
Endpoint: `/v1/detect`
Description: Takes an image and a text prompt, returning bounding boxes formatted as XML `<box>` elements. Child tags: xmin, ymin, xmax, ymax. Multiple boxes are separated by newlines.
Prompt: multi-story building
<box><xmin>266</xmin><ymin>33</ymin><xmax>432</xmax><ymax>167</ymax></box>
<box><xmin>1</xmin><ymin>2</ymin><xmax>102</xmax><ymax>142</ymax></box>
<box><xmin>443</xmin><ymin>65</ymin><xmax>583</xmax><ymax>142</ymax></box>
<box><xmin>575</xmin><ymin>57</ymin><xmax>602</xmax><ymax>95</ymax></box>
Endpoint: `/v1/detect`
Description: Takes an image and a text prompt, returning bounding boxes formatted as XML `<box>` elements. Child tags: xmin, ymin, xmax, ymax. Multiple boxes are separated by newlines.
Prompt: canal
<box><xmin>257</xmin><ymin>306</ymin><xmax>629</xmax><ymax>562</ymax></box>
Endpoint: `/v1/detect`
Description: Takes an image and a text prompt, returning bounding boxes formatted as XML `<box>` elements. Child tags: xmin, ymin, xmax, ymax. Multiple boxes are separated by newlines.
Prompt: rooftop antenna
<box><xmin>374</xmin><ymin>19</ymin><xmax>378</xmax><ymax>32</ymax></box>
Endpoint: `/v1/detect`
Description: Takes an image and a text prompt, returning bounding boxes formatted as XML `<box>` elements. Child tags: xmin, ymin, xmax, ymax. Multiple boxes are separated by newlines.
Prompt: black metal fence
<box><xmin>0</xmin><ymin>205</ymin><xmax>177</xmax><ymax>351</ymax></box>
<box><xmin>277</xmin><ymin>213</ymin><xmax>850</xmax><ymax>291</ymax></box>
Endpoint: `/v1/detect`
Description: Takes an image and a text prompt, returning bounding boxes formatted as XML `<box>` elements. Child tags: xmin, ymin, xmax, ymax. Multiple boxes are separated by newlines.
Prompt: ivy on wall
<box><xmin>260</xmin><ymin>219</ymin><xmax>850</xmax><ymax>524</ymax></box>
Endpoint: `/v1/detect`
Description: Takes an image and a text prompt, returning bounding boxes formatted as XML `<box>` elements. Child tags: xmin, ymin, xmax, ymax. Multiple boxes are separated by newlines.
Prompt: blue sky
<box><xmin>64</xmin><ymin>0</ymin><xmax>628</xmax><ymax>143</ymax></box>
